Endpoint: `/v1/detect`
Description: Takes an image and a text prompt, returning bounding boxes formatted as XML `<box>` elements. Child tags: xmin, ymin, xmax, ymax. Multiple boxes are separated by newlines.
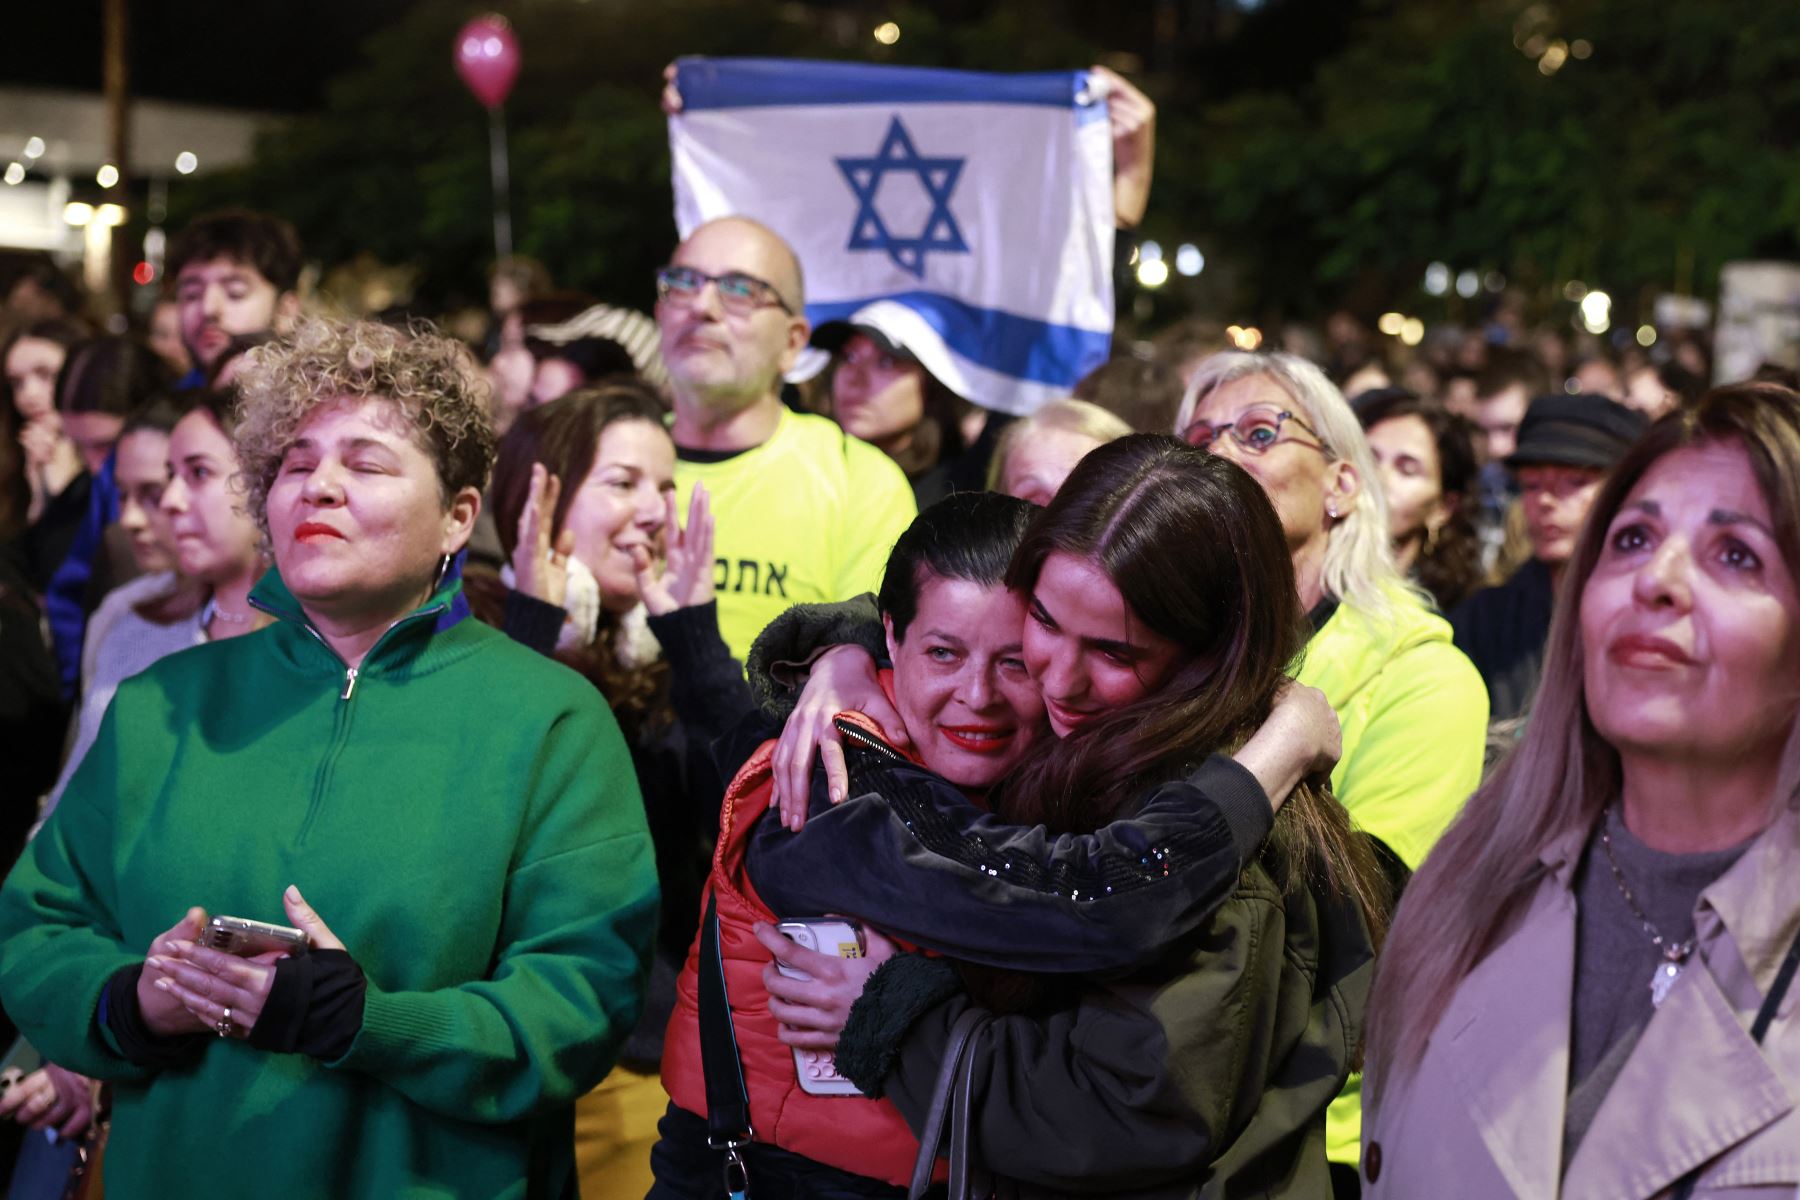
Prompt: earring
<box><xmin>1424</xmin><ymin>521</ymin><xmax>1442</xmax><ymax>555</ymax></box>
<box><xmin>433</xmin><ymin>552</ymin><xmax>454</xmax><ymax>590</ymax></box>
<box><xmin>1326</xmin><ymin>503</ymin><xmax>1341</xmax><ymax>520</ymax></box>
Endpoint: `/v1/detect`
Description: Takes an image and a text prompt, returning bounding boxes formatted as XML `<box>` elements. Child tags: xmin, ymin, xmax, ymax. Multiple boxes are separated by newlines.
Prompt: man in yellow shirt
<box><xmin>656</xmin><ymin>216</ymin><xmax>916</xmax><ymax>661</ymax></box>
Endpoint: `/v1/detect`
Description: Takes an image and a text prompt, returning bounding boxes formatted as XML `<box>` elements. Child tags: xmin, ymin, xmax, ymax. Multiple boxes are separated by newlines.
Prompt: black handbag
<box><xmin>907</xmin><ymin>1006</ymin><xmax>1006</xmax><ymax>1200</ymax></box>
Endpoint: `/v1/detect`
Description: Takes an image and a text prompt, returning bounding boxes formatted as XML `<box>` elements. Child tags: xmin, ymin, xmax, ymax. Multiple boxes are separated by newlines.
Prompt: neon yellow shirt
<box><xmin>1301</xmin><ymin>585</ymin><xmax>1489</xmax><ymax>1167</ymax></box>
<box><xmin>675</xmin><ymin>408</ymin><xmax>917</xmax><ymax>664</ymax></box>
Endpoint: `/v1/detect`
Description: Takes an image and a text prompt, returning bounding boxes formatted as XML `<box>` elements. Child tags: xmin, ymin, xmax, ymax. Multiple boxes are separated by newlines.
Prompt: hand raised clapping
<box><xmin>631</xmin><ymin>484</ymin><xmax>714</xmax><ymax>617</ymax></box>
<box><xmin>512</xmin><ymin>462</ymin><xmax>576</xmax><ymax>608</ymax></box>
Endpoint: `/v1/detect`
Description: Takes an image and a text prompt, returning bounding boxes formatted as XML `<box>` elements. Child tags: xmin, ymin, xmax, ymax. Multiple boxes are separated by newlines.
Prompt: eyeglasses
<box><xmin>1182</xmin><ymin>406</ymin><xmax>1331</xmax><ymax>457</ymax></box>
<box><xmin>655</xmin><ymin>265</ymin><xmax>794</xmax><ymax>316</ymax></box>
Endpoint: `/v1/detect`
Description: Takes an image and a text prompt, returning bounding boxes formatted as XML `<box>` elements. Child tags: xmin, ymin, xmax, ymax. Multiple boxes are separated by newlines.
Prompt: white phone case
<box><xmin>776</xmin><ymin>919</ymin><xmax>865</xmax><ymax>1097</ymax></box>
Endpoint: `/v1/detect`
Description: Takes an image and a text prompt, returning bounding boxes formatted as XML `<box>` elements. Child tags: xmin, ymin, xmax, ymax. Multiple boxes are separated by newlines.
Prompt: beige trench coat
<box><xmin>1363</xmin><ymin>804</ymin><xmax>1800</xmax><ymax>1199</ymax></box>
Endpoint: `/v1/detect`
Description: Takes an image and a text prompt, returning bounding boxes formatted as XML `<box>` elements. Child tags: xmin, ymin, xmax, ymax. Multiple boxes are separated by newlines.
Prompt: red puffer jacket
<box><xmin>661</xmin><ymin>710</ymin><xmax>934</xmax><ymax>1187</ymax></box>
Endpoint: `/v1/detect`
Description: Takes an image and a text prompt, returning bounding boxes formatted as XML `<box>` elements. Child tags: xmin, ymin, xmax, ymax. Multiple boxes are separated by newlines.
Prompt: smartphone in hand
<box><xmin>776</xmin><ymin>918</ymin><xmax>864</xmax><ymax>1097</ymax></box>
<box><xmin>201</xmin><ymin>916</ymin><xmax>309</xmax><ymax>957</ymax></box>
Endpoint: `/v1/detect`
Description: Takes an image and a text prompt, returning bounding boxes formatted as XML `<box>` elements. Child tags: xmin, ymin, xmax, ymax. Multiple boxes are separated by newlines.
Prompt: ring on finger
<box><xmin>214</xmin><ymin>1005</ymin><xmax>235</xmax><ymax>1039</ymax></box>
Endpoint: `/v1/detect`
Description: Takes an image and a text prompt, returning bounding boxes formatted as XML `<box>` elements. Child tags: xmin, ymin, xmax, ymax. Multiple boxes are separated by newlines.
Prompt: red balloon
<box><xmin>454</xmin><ymin>15</ymin><xmax>521</xmax><ymax>109</ymax></box>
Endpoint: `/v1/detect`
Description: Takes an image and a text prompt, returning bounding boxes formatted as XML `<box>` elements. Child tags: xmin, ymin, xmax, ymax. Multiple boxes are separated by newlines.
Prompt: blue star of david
<box><xmin>835</xmin><ymin>117</ymin><xmax>969</xmax><ymax>279</ymax></box>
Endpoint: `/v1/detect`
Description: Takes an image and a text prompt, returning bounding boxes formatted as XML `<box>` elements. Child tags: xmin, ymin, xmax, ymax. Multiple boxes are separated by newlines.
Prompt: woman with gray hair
<box><xmin>0</xmin><ymin>317</ymin><xmax>658</xmax><ymax>1199</ymax></box>
<box><xmin>1177</xmin><ymin>350</ymin><xmax>1488</xmax><ymax>1187</ymax></box>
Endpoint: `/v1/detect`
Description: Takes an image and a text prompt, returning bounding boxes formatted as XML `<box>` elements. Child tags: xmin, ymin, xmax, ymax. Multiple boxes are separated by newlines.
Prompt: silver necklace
<box><xmin>201</xmin><ymin>598</ymin><xmax>252</xmax><ymax>627</ymax></box>
<box><xmin>1599</xmin><ymin>807</ymin><xmax>1695</xmax><ymax>1008</ymax></box>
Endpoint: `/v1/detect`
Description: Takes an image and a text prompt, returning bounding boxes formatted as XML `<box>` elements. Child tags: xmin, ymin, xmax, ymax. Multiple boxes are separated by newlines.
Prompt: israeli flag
<box><xmin>670</xmin><ymin>57</ymin><xmax>1115</xmax><ymax>416</ymax></box>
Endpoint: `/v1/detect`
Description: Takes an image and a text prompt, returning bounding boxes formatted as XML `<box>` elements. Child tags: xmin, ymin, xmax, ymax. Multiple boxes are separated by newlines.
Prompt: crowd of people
<box><xmin>0</xmin><ymin>76</ymin><xmax>1798</xmax><ymax>1200</ymax></box>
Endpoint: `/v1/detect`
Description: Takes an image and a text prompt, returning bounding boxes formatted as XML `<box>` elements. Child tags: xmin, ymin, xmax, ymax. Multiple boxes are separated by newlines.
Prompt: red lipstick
<box><xmin>940</xmin><ymin>725</ymin><xmax>1015</xmax><ymax>754</ymax></box>
<box><xmin>294</xmin><ymin>521</ymin><xmax>346</xmax><ymax>543</ymax></box>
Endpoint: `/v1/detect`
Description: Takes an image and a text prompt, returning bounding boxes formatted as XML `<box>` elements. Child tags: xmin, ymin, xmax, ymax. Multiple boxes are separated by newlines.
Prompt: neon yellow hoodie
<box><xmin>1298</xmin><ymin>585</ymin><xmax>1488</xmax><ymax>1167</ymax></box>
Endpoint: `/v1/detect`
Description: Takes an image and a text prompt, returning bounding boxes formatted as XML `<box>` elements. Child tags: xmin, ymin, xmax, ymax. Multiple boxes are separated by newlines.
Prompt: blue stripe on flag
<box><xmin>808</xmin><ymin>293</ymin><xmax>1111</xmax><ymax>388</ymax></box>
<box><xmin>678</xmin><ymin>57</ymin><xmax>1093</xmax><ymax>112</ymax></box>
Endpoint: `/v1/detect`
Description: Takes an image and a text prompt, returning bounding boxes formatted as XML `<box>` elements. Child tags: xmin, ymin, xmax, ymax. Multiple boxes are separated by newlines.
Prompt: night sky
<box><xmin>4</xmin><ymin>0</ymin><xmax>1357</xmax><ymax>114</ymax></box>
<box><xmin>3</xmin><ymin>0</ymin><xmax>420</xmax><ymax>112</ymax></box>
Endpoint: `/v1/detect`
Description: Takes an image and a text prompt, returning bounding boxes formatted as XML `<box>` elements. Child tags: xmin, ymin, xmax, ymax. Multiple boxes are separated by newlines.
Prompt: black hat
<box><xmin>1507</xmin><ymin>394</ymin><xmax>1649</xmax><ymax>471</ymax></box>
<box><xmin>809</xmin><ymin>318</ymin><xmax>917</xmax><ymax>364</ymax></box>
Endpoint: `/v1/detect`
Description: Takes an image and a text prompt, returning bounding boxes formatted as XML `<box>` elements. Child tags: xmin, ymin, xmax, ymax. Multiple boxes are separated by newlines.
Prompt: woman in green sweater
<box><xmin>0</xmin><ymin>318</ymin><xmax>659</xmax><ymax>1199</ymax></box>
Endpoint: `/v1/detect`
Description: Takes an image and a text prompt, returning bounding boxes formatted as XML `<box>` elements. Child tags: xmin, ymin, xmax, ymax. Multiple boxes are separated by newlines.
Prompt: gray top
<box><xmin>44</xmin><ymin>572</ymin><xmax>204</xmax><ymax>820</ymax></box>
<box><xmin>1563</xmin><ymin>805</ymin><xmax>1752</xmax><ymax>1165</ymax></box>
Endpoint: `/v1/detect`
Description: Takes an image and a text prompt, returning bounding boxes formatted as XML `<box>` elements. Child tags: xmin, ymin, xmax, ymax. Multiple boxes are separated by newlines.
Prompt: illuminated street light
<box><xmin>1455</xmin><ymin>270</ymin><xmax>1479</xmax><ymax>299</ymax></box>
<box><xmin>23</xmin><ymin>137</ymin><xmax>44</xmax><ymax>160</ymax></box>
<box><xmin>95</xmin><ymin>203</ymin><xmax>127</xmax><ymax>226</ymax></box>
<box><xmin>1140</xmin><ymin>239</ymin><xmax>1163</xmax><ymax>262</ymax></box>
<box><xmin>873</xmin><ymin>22</ymin><xmax>900</xmax><ymax>44</ymax></box>
<box><xmin>2</xmin><ymin>163</ymin><xmax>23</xmax><ymax>186</ymax></box>
<box><xmin>1136</xmin><ymin>259</ymin><xmax>1170</xmax><ymax>289</ymax></box>
<box><xmin>1175</xmin><ymin>244</ymin><xmax>1204</xmax><ymax>276</ymax></box>
<box><xmin>175</xmin><ymin>151</ymin><xmax>198</xmax><ymax>175</ymax></box>
<box><xmin>1423</xmin><ymin>262</ymin><xmax>1450</xmax><ymax>296</ymax></box>
<box><xmin>1399</xmin><ymin>318</ymin><xmax>1425</xmax><ymax>346</ymax></box>
<box><xmin>1636</xmin><ymin>324</ymin><xmax>1657</xmax><ymax>347</ymax></box>
<box><xmin>1580</xmin><ymin>290</ymin><xmax>1612</xmax><ymax>334</ymax></box>
<box><xmin>1226</xmin><ymin>325</ymin><xmax>1263</xmax><ymax>351</ymax></box>
<box><xmin>63</xmin><ymin>202</ymin><xmax>95</xmax><ymax>226</ymax></box>
<box><xmin>96</xmin><ymin>164</ymin><xmax>119</xmax><ymax>188</ymax></box>
<box><xmin>1378</xmin><ymin>312</ymin><xmax>1405</xmax><ymax>336</ymax></box>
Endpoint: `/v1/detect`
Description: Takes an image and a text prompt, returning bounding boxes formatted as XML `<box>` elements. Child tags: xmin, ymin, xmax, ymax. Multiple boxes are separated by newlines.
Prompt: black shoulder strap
<box><xmin>1749</xmin><ymin>922</ymin><xmax>1800</xmax><ymax>1043</ymax></box>
<box><xmin>698</xmin><ymin>894</ymin><xmax>754</xmax><ymax>1148</ymax></box>
<box><xmin>1669</xmin><ymin>921</ymin><xmax>1800</xmax><ymax>1200</ymax></box>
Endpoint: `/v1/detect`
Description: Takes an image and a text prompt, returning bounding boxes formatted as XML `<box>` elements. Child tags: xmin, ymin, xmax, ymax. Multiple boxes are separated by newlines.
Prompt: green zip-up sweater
<box><xmin>0</xmin><ymin>568</ymin><xmax>659</xmax><ymax>1199</ymax></box>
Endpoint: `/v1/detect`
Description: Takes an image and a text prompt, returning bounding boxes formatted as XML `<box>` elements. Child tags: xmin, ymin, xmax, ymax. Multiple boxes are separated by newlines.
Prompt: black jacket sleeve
<box><xmin>745</xmin><ymin>594</ymin><xmax>885</xmax><ymax>719</ymax></box>
<box><xmin>645</xmin><ymin>602</ymin><xmax>749</xmax><ymax>748</ymax></box>
<box><xmin>500</xmin><ymin>589</ymin><xmax>566</xmax><ymax>657</ymax></box>
<box><xmin>743</xmin><ymin>753</ymin><xmax>1273</xmax><ymax>975</ymax></box>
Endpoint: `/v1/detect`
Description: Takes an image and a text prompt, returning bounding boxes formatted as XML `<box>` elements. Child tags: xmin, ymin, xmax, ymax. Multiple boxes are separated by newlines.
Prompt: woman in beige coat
<box><xmin>1362</xmin><ymin>382</ymin><xmax>1800</xmax><ymax>1198</ymax></box>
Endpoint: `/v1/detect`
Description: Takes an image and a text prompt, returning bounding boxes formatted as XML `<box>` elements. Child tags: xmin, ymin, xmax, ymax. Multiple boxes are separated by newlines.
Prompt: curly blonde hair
<box><xmin>232</xmin><ymin>317</ymin><xmax>497</xmax><ymax>534</ymax></box>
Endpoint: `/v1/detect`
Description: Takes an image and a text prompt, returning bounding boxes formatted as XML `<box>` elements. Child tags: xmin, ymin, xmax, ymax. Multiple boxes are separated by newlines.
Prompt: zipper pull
<box><xmin>340</xmin><ymin>666</ymin><xmax>359</xmax><ymax>701</ymax></box>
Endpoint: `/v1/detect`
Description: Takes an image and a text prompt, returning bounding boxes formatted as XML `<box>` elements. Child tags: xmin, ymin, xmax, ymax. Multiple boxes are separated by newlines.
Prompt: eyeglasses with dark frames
<box><xmin>1182</xmin><ymin>406</ymin><xmax>1332</xmax><ymax>457</ymax></box>
<box><xmin>655</xmin><ymin>265</ymin><xmax>795</xmax><ymax>316</ymax></box>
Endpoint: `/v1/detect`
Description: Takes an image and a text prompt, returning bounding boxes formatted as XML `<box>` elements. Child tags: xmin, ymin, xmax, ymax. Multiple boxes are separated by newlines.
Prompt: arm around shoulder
<box><xmin>747</xmin><ymin>753</ymin><xmax>1271</xmax><ymax>974</ymax></box>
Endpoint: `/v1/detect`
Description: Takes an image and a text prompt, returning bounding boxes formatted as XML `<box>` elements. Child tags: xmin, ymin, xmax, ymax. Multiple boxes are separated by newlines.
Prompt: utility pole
<box><xmin>103</xmin><ymin>0</ymin><xmax>131</xmax><ymax>323</ymax></box>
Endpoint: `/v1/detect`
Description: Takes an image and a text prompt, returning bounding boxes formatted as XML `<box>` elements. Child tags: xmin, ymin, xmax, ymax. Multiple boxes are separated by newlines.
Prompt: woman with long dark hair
<box><xmin>1352</xmin><ymin>387</ymin><xmax>1484</xmax><ymax>612</ymax></box>
<box><xmin>724</xmin><ymin>437</ymin><xmax>1385</xmax><ymax>1196</ymax></box>
<box><xmin>466</xmin><ymin>381</ymin><xmax>748</xmax><ymax>1200</ymax></box>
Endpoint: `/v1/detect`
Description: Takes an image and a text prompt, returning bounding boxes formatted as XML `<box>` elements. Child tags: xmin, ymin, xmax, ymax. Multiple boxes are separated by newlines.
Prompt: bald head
<box><xmin>659</xmin><ymin>215</ymin><xmax>812</xmax><ymax>425</ymax></box>
<box><xmin>678</xmin><ymin>216</ymin><xmax>805</xmax><ymax>313</ymax></box>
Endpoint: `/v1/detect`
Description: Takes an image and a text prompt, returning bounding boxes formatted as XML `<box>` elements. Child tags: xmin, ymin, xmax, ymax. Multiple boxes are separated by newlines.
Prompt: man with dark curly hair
<box><xmin>168</xmin><ymin>208</ymin><xmax>303</xmax><ymax>380</ymax></box>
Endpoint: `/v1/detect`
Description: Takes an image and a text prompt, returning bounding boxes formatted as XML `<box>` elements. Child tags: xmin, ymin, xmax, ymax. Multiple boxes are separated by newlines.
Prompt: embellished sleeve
<box><xmin>743</xmin><ymin>753</ymin><xmax>1271</xmax><ymax>974</ymax></box>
